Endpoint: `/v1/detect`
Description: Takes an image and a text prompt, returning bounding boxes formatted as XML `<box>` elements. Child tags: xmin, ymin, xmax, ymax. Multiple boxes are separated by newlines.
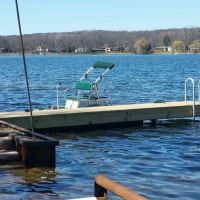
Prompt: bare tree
<box><xmin>1</xmin><ymin>27</ymin><xmax>200</xmax><ymax>54</ymax></box>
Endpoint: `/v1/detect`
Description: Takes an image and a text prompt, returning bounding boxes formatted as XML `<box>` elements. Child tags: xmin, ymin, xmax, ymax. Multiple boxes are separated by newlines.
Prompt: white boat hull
<box><xmin>65</xmin><ymin>99</ymin><xmax>109</xmax><ymax>108</ymax></box>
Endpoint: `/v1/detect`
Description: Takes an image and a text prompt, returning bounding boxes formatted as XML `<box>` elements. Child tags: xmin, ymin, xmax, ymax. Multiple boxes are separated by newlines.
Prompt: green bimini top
<box><xmin>92</xmin><ymin>61</ymin><xmax>114</xmax><ymax>69</ymax></box>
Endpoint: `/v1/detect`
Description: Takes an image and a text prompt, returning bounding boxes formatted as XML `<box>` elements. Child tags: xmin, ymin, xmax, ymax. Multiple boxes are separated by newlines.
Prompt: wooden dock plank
<box><xmin>0</xmin><ymin>101</ymin><xmax>200</xmax><ymax>129</ymax></box>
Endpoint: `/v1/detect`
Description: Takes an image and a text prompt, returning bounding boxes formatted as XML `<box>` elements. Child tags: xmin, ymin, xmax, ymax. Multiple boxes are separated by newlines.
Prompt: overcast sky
<box><xmin>1</xmin><ymin>0</ymin><xmax>200</xmax><ymax>36</ymax></box>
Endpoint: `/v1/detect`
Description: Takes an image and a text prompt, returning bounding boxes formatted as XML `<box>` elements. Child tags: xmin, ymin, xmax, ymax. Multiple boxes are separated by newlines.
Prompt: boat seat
<box><xmin>75</xmin><ymin>82</ymin><xmax>91</xmax><ymax>90</ymax></box>
<box><xmin>66</xmin><ymin>82</ymin><xmax>93</xmax><ymax>101</ymax></box>
<box><xmin>65</xmin><ymin>81</ymin><xmax>109</xmax><ymax>102</ymax></box>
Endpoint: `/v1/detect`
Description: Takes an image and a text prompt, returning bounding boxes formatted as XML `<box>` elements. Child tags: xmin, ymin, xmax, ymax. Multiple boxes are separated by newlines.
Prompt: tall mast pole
<box><xmin>15</xmin><ymin>0</ymin><xmax>35</xmax><ymax>139</ymax></box>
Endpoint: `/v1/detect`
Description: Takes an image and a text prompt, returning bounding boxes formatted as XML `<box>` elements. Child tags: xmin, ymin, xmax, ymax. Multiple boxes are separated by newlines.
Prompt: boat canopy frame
<box><xmin>64</xmin><ymin>61</ymin><xmax>114</xmax><ymax>108</ymax></box>
<box><xmin>79</xmin><ymin>61</ymin><xmax>114</xmax><ymax>84</ymax></box>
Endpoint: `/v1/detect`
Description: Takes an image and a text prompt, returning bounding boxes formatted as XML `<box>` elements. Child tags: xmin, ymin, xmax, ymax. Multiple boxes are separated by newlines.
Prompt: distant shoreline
<box><xmin>0</xmin><ymin>52</ymin><xmax>199</xmax><ymax>56</ymax></box>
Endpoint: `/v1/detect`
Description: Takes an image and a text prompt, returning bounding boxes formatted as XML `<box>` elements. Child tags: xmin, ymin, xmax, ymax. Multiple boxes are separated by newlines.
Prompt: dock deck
<box><xmin>0</xmin><ymin>101</ymin><xmax>200</xmax><ymax>129</ymax></box>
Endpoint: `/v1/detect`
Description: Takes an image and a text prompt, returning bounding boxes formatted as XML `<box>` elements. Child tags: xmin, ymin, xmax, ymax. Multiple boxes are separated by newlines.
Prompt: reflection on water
<box><xmin>12</xmin><ymin>167</ymin><xmax>58</xmax><ymax>185</ymax></box>
<box><xmin>0</xmin><ymin>120</ymin><xmax>200</xmax><ymax>199</ymax></box>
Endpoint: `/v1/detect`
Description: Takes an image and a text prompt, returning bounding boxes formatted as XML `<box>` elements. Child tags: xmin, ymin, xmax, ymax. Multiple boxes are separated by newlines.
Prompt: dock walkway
<box><xmin>0</xmin><ymin>101</ymin><xmax>200</xmax><ymax>129</ymax></box>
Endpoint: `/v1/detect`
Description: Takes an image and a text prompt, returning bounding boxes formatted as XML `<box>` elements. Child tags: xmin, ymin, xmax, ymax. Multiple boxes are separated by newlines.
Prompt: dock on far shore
<box><xmin>0</xmin><ymin>101</ymin><xmax>199</xmax><ymax>129</ymax></box>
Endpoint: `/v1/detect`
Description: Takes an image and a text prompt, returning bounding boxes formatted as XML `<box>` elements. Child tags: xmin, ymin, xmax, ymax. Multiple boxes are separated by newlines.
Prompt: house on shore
<box><xmin>0</xmin><ymin>47</ymin><xmax>12</xmax><ymax>53</ymax></box>
<box><xmin>155</xmin><ymin>46</ymin><xmax>171</xmax><ymax>52</ymax></box>
<box><xmin>74</xmin><ymin>48</ymin><xmax>88</xmax><ymax>53</ymax></box>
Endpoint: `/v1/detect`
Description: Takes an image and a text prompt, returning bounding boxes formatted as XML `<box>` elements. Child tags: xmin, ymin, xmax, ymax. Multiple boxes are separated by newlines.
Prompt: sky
<box><xmin>0</xmin><ymin>0</ymin><xmax>200</xmax><ymax>36</ymax></box>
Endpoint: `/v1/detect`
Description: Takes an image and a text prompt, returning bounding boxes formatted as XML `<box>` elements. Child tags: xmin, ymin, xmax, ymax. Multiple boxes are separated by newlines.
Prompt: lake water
<box><xmin>0</xmin><ymin>54</ymin><xmax>200</xmax><ymax>199</ymax></box>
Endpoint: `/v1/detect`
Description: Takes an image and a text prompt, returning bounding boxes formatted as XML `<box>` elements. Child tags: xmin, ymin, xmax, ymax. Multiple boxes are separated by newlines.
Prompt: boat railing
<box><xmin>56</xmin><ymin>82</ymin><xmax>61</xmax><ymax>109</ymax></box>
<box><xmin>198</xmin><ymin>80</ymin><xmax>200</xmax><ymax>102</ymax></box>
<box><xmin>185</xmin><ymin>78</ymin><xmax>195</xmax><ymax>122</ymax></box>
<box><xmin>94</xmin><ymin>174</ymin><xmax>147</xmax><ymax>200</ymax></box>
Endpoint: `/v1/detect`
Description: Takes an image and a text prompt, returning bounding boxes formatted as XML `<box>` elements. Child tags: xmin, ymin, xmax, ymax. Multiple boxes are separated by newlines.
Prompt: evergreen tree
<box><xmin>163</xmin><ymin>34</ymin><xmax>171</xmax><ymax>46</ymax></box>
<box><xmin>146</xmin><ymin>43</ymin><xmax>151</xmax><ymax>52</ymax></box>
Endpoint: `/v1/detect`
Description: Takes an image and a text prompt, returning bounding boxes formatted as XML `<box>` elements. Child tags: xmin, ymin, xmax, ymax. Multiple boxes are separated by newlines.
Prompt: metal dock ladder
<box><xmin>185</xmin><ymin>78</ymin><xmax>195</xmax><ymax>122</ymax></box>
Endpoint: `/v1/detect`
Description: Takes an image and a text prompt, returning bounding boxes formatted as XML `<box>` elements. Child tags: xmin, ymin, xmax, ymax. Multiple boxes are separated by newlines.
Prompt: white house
<box><xmin>36</xmin><ymin>46</ymin><xmax>42</xmax><ymax>52</ymax></box>
<box><xmin>155</xmin><ymin>46</ymin><xmax>171</xmax><ymax>52</ymax></box>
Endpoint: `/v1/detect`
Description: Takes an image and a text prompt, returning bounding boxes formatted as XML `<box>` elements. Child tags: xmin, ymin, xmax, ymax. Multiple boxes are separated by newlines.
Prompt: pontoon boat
<box><xmin>64</xmin><ymin>61</ymin><xmax>114</xmax><ymax>108</ymax></box>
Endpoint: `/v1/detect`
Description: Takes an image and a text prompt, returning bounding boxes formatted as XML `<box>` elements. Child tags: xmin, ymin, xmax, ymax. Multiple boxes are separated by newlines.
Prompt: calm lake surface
<box><xmin>0</xmin><ymin>54</ymin><xmax>200</xmax><ymax>199</ymax></box>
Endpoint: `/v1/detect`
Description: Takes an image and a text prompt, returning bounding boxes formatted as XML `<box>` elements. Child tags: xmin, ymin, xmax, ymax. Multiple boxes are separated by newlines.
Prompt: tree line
<box><xmin>0</xmin><ymin>27</ymin><xmax>200</xmax><ymax>54</ymax></box>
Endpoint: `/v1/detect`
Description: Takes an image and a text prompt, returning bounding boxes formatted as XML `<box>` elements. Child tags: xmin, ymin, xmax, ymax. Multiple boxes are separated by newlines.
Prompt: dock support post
<box><xmin>21</xmin><ymin>145</ymin><xmax>56</xmax><ymax>167</ymax></box>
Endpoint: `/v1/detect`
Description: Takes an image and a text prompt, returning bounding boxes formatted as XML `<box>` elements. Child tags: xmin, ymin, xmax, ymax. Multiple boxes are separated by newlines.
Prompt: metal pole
<box><xmin>56</xmin><ymin>83</ymin><xmax>61</xmax><ymax>109</ymax></box>
<box><xmin>198</xmin><ymin>80</ymin><xmax>200</xmax><ymax>102</ymax></box>
<box><xmin>15</xmin><ymin>0</ymin><xmax>35</xmax><ymax>138</ymax></box>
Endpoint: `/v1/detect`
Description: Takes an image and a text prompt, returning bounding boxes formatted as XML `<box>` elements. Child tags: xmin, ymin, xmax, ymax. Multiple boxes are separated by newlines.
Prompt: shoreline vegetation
<box><xmin>0</xmin><ymin>51</ymin><xmax>199</xmax><ymax>56</ymax></box>
<box><xmin>1</xmin><ymin>28</ymin><xmax>200</xmax><ymax>55</ymax></box>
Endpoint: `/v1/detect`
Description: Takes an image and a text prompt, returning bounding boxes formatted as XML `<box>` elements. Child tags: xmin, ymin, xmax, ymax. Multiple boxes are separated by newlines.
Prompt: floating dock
<box><xmin>0</xmin><ymin>101</ymin><xmax>199</xmax><ymax>129</ymax></box>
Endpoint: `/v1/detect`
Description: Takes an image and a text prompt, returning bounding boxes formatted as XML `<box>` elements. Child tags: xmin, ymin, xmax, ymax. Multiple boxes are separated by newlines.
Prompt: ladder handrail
<box><xmin>94</xmin><ymin>174</ymin><xmax>147</xmax><ymax>200</ymax></box>
<box><xmin>185</xmin><ymin>78</ymin><xmax>195</xmax><ymax>122</ymax></box>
